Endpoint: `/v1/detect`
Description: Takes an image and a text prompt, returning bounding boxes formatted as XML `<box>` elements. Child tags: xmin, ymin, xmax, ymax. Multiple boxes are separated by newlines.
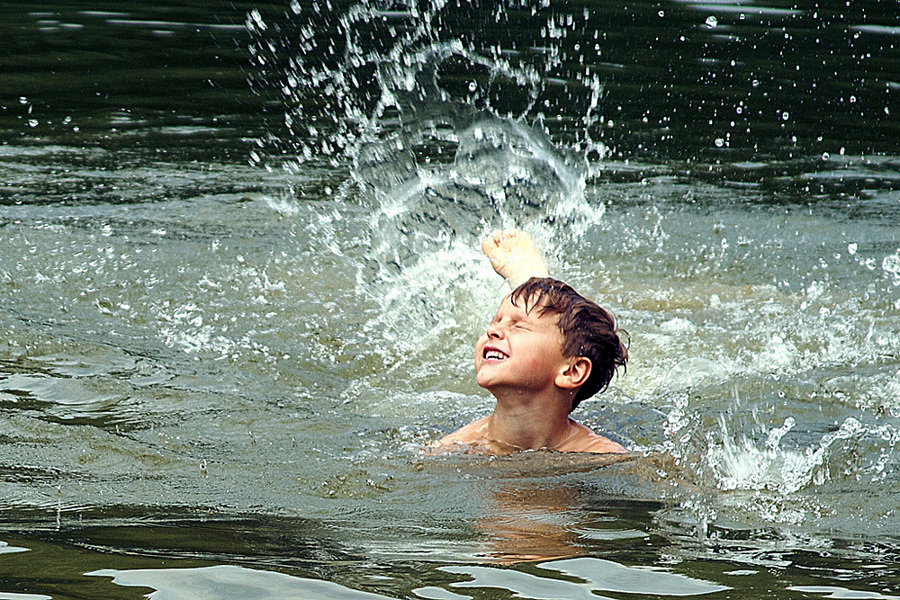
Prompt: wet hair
<box><xmin>509</xmin><ymin>277</ymin><xmax>628</xmax><ymax>412</ymax></box>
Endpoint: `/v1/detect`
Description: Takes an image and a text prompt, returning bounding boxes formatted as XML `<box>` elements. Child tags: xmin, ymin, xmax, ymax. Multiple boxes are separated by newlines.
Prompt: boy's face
<box><xmin>474</xmin><ymin>294</ymin><xmax>570</xmax><ymax>394</ymax></box>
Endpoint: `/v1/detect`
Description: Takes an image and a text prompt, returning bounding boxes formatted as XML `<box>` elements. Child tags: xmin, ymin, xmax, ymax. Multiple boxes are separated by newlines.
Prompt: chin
<box><xmin>474</xmin><ymin>373</ymin><xmax>494</xmax><ymax>390</ymax></box>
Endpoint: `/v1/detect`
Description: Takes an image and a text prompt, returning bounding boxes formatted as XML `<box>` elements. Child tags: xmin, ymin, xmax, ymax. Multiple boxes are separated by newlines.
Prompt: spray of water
<box><xmin>248</xmin><ymin>1</ymin><xmax>609</xmax><ymax>169</ymax></box>
<box><xmin>658</xmin><ymin>356</ymin><xmax>900</xmax><ymax>532</ymax></box>
<box><xmin>247</xmin><ymin>0</ymin><xmax>612</xmax><ymax>354</ymax></box>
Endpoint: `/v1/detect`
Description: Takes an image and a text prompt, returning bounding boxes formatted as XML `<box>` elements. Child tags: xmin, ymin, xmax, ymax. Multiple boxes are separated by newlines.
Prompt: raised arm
<box><xmin>481</xmin><ymin>230</ymin><xmax>550</xmax><ymax>289</ymax></box>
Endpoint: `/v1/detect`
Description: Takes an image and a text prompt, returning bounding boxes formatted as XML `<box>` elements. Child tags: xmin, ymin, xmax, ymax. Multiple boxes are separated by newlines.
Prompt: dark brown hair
<box><xmin>509</xmin><ymin>277</ymin><xmax>628</xmax><ymax>411</ymax></box>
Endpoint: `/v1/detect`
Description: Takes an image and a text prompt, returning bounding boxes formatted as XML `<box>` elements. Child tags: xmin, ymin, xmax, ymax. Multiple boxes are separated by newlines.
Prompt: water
<box><xmin>1</xmin><ymin>0</ymin><xmax>899</xmax><ymax>598</ymax></box>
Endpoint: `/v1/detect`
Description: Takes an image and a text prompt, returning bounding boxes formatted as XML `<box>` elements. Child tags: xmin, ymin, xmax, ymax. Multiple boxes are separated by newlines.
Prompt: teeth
<box><xmin>485</xmin><ymin>350</ymin><xmax>506</xmax><ymax>360</ymax></box>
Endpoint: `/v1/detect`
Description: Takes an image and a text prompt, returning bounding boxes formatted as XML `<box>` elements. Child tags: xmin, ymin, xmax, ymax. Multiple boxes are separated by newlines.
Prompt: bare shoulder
<box><xmin>556</xmin><ymin>421</ymin><xmax>629</xmax><ymax>454</ymax></box>
<box><xmin>431</xmin><ymin>416</ymin><xmax>491</xmax><ymax>449</ymax></box>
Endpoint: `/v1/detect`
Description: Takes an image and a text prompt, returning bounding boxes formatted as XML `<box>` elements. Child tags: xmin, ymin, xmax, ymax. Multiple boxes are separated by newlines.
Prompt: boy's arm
<box><xmin>482</xmin><ymin>230</ymin><xmax>550</xmax><ymax>288</ymax></box>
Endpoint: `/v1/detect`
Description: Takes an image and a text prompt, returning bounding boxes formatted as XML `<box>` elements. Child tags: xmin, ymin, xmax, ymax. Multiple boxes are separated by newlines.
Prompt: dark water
<box><xmin>1</xmin><ymin>1</ymin><xmax>900</xmax><ymax>599</ymax></box>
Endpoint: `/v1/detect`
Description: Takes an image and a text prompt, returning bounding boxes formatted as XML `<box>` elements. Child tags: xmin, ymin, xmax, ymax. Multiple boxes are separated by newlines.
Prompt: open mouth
<box><xmin>483</xmin><ymin>348</ymin><xmax>508</xmax><ymax>361</ymax></box>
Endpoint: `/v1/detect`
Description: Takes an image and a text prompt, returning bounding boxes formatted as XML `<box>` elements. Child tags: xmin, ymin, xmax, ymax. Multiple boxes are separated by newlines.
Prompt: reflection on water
<box><xmin>466</xmin><ymin>454</ymin><xmax>653</xmax><ymax>563</ymax></box>
<box><xmin>0</xmin><ymin>543</ymin><xmax>28</xmax><ymax>556</ymax></box>
<box><xmin>445</xmin><ymin>557</ymin><xmax>729</xmax><ymax>598</ymax></box>
<box><xmin>789</xmin><ymin>588</ymin><xmax>900</xmax><ymax>600</ymax></box>
<box><xmin>478</xmin><ymin>483</ymin><xmax>587</xmax><ymax>563</ymax></box>
<box><xmin>90</xmin><ymin>555</ymin><xmax>730</xmax><ymax>600</ymax></box>
<box><xmin>1</xmin><ymin>0</ymin><xmax>899</xmax><ymax>598</ymax></box>
<box><xmin>91</xmin><ymin>565</ymin><xmax>395</xmax><ymax>600</ymax></box>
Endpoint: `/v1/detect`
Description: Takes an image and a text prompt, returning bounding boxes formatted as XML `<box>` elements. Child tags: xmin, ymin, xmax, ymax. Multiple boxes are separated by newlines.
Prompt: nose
<box><xmin>485</xmin><ymin>321</ymin><xmax>504</xmax><ymax>339</ymax></box>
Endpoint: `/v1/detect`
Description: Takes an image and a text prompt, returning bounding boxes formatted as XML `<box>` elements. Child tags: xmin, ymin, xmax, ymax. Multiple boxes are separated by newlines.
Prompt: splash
<box><xmin>248</xmin><ymin>0</ymin><xmax>609</xmax><ymax>170</ymax></box>
<box><xmin>248</xmin><ymin>0</ymin><xmax>614</xmax><ymax>351</ymax></box>
<box><xmin>664</xmin><ymin>387</ymin><xmax>900</xmax><ymax>497</ymax></box>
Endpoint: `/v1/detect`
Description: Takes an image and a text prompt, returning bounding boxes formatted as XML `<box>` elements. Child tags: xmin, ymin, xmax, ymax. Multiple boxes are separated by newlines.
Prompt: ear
<box><xmin>556</xmin><ymin>357</ymin><xmax>592</xmax><ymax>390</ymax></box>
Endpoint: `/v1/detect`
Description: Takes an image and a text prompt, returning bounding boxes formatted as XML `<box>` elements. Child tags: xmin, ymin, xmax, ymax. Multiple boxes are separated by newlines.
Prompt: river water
<box><xmin>1</xmin><ymin>1</ymin><xmax>899</xmax><ymax>598</ymax></box>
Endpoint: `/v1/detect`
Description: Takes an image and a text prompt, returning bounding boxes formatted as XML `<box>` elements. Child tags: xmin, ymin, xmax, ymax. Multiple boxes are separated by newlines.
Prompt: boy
<box><xmin>433</xmin><ymin>230</ymin><xmax>630</xmax><ymax>455</ymax></box>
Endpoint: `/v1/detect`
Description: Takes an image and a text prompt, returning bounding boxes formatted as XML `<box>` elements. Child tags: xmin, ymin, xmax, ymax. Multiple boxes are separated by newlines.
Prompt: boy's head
<box><xmin>508</xmin><ymin>277</ymin><xmax>628</xmax><ymax>411</ymax></box>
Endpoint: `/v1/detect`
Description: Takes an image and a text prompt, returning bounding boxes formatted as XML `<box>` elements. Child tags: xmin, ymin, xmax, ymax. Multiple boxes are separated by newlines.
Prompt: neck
<box><xmin>486</xmin><ymin>389</ymin><xmax>574</xmax><ymax>451</ymax></box>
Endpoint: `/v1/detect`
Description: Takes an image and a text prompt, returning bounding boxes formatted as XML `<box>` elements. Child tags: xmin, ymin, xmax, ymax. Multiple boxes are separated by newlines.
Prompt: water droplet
<box><xmin>714</xmin><ymin>138</ymin><xmax>725</xmax><ymax>148</ymax></box>
<box><xmin>247</xmin><ymin>9</ymin><xmax>267</xmax><ymax>32</ymax></box>
<box><xmin>882</xmin><ymin>252</ymin><xmax>900</xmax><ymax>285</ymax></box>
<box><xmin>468</xmin><ymin>81</ymin><xmax>477</xmax><ymax>92</ymax></box>
<box><xmin>847</xmin><ymin>243</ymin><xmax>858</xmax><ymax>255</ymax></box>
<box><xmin>705</xmin><ymin>15</ymin><xmax>718</xmax><ymax>27</ymax></box>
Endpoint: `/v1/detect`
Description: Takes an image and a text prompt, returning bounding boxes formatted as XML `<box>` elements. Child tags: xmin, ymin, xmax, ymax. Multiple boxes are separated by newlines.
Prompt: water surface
<box><xmin>1</xmin><ymin>1</ymin><xmax>899</xmax><ymax>598</ymax></box>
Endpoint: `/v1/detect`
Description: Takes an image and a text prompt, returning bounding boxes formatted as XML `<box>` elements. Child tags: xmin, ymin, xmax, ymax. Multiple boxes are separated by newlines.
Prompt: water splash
<box><xmin>250</xmin><ymin>0</ymin><xmax>610</xmax><ymax>170</ymax></box>
<box><xmin>249</xmin><ymin>0</ymin><xmax>614</xmax><ymax>352</ymax></box>
<box><xmin>664</xmin><ymin>387</ymin><xmax>900</xmax><ymax>498</ymax></box>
